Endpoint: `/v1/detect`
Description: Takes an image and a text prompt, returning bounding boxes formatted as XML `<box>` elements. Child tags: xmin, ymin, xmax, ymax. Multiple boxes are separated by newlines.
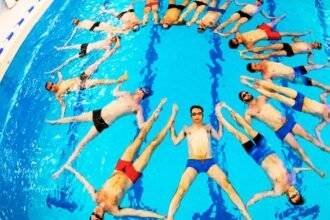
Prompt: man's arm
<box><xmin>244</xmin><ymin>111</ymin><xmax>252</xmax><ymax>124</ymax></box>
<box><xmin>136</xmin><ymin>105</ymin><xmax>145</xmax><ymax>129</ymax></box>
<box><xmin>56</xmin><ymin>95</ymin><xmax>66</xmax><ymax>118</ymax></box>
<box><xmin>56</xmin><ymin>72</ymin><xmax>63</xmax><ymax>83</ymax></box>
<box><xmin>210</xmin><ymin>123</ymin><xmax>223</xmax><ymax>140</ymax></box>
<box><xmin>234</xmin><ymin>0</ymin><xmax>247</xmax><ymax>6</ymax></box>
<box><xmin>112</xmin><ymin>83</ymin><xmax>128</xmax><ymax>97</ymax></box>
<box><xmin>247</xmin><ymin>190</ymin><xmax>280</xmax><ymax>207</ymax></box>
<box><xmin>307</xmin><ymin>52</ymin><xmax>314</xmax><ymax>64</ymax></box>
<box><xmin>170</xmin><ymin>125</ymin><xmax>186</xmax><ymax>145</ymax></box>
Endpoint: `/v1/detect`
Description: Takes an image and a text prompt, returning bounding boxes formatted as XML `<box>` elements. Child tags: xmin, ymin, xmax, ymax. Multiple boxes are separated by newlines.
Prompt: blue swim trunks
<box><xmin>292</xmin><ymin>92</ymin><xmax>305</xmax><ymax>112</ymax></box>
<box><xmin>242</xmin><ymin>133</ymin><xmax>275</xmax><ymax>165</ymax></box>
<box><xmin>293</xmin><ymin>66</ymin><xmax>312</xmax><ymax>86</ymax></box>
<box><xmin>275</xmin><ymin>118</ymin><xmax>296</xmax><ymax>140</ymax></box>
<box><xmin>186</xmin><ymin>158</ymin><xmax>216</xmax><ymax>173</ymax></box>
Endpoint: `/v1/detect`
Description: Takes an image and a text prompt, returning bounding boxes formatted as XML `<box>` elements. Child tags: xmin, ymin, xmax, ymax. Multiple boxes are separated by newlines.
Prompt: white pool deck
<box><xmin>0</xmin><ymin>0</ymin><xmax>53</xmax><ymax>82</ymax></box>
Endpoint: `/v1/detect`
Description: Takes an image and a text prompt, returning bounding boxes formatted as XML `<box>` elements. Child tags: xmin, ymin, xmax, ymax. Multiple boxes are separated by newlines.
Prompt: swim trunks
<box><xmin>168</xmin><ymin>4</ymin><xmax>185</xmax><ymax>11</ymax></box>
<box><xmin>115</xmin><ymin>159</ymin><xmax>141</xmax><ymax>183</ymax></box>
<box><xmin>79</xmin><ymin>43</ymin><xmax>88</xmax><ymax>57</ymax></box>
<box><xmin>275</xmin><ymin>118</ymin><xmax>296</xmax><ymax>140</ymax></box>
<box><xmin>89</xmin><ymin>21</ymin><xmax>101</xmax><ymax>31</ymax></box>
<box><xmin>92</xmin><ymin>109</ymin><xmax>109</xmax><ymax>133</ymax></box>
<box><xmin>186</xmin><ymin>158</ymin><xmax>216</xmax><ymax>173</ymax></box>
<box><xmin>292</xmin><ymin>92</ymin><xmax>305</xmax><ymax>112</ymax></box>
<box><xmin>293</xmin><ymin>66</ymin><xmax>307</xmax><ymax>78</ymax></box>
<box><xmin>237</xmin><ymin>10</ymin><xmax>252</xmax><ymax>20</ymax></box>
<box><xmin>117</xmin><ymin>8</ymin><xmax>134</xmax><ymax>19</ymax></box>
<box><xmin>207</xmin><ymin>6</ymin><xmax>226</xmax><ymax>14</ymax></box>
<box><xmin>282</xmin><ymin>43</ymin><xmax>295</xmax><ymax>57</ymax></box>
<box><xmin>292</xmin><ymin>66</ymin><xmax>312</xmax><ymax>85</ymax></box>
<box><xmin>257</xmin><ymin>23</ymin><xmax>281</xmax><ymax>40</ymax></box>
<box><xmin>194</xmin><ymin>0</ymin><xmax>208</xmax><ymax>7</ymax></box>
<box><xmin>242</xmin><ymin>133</ymin><xmax>275</xmax><ymax>165</ymax></box>
<box><xmin>145</xmin><ymin>0</ymin><xmax>158</xmax><ymax>8</ymax></box>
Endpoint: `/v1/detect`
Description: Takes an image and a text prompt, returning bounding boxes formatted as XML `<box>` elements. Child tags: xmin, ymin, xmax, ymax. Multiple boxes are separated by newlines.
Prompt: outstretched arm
<box><xmin>234</xmin><ymin>0</ymin><xmax>247</xmax><ymax>6</ymax></box>
<box><xmin>56</xmin><ymin>95</ymin><xmax>66</xmax><ymax>118</ymax></box>
<box><xmin>136</xmin><ymin>105</ymin><xmax>145</xmax><ymax>129</ymax></box>
<box><xmin>260</xmin><ymin>10</ymin><xmax>277</xmax><ymax>19</ymax></box>
<box><xmin>320</xmin><ymin>91</ymin><xmax>330</xmax><ymax>104</ymax></box>
<box><xmin>315</xmin><ymin>120</ymin><xmax>327</xmax><ymax>146</ymax></box>
<box><xmin>247</xmin><ymin>190</ymin><xmax>280</xmax><ymax>207</ymax></box>
<box><xmin>170</xmin><ymin>123</ymin><xmax>186</xmax><ymax>145</ymax></box>
<box><xmin>56</xmin><ymin>71</ymin><xmax>63</xmax><ymax>83</ymax></box>
<box><xmin>210</xmin><ymin>123</ymin><xmax>223</xmax><ymax>140</ymax></box>
<box><xmin>307</xmin><ymin>53</ymin><xmax>314</xmax><ymax>64</ymax></box>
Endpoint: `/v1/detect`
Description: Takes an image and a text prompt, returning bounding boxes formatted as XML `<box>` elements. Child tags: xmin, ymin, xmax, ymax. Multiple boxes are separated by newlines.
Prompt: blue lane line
<box><xmin>18</xmin><ymin>18</ymin><xmax>25</xmax><ymax>26</ymax></box>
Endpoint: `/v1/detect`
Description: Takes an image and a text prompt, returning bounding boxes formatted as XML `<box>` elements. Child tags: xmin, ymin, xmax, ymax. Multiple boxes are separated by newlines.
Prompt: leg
<box><xmin>111</xmin><ymin>207</ymin><xmax>164</xmax><ymax>219</ymax></box>
<box><xmin>225</xmin><ymin>17</ymin><xmax>248</xmax><ymax>35</ymax></box>
<box><xmin>207</xmin><ymin>165</ymin><xmax>251</xmax><ymax>220</ymax></box>
<box><xmin>265</xmin><ymin>13</ymin><xmax>286</xmax><ymax>28</ymax></box>
<box><xmin>47</xmin><ymin>55</ymin><xmax>80</xmax><ymax>74</ymax></box>
<box><xmin>279</xmin><ymin>31</ymin><xmax>310</xmax><ymax>38</ymax></box>
<box><xmin>46</xmin><ymin>111</ymin><xmax>93</xmax><ymax>124</ymax></box>
<box><xmin>52</xmin><ymin>126</ymin><xmax>99</xmax><ymax>178</ymax></box>
<box><xmin>142</xmin><ymin>7</ymin><xmax>151</xmax><ymax>25</ymax></box>
<box><xmin>188</xmin><ymin>5</ymin><xmax>206</xmax><ymax>25</ymax></box>
<box><xmin>178</xmin><ymin>2</ymin><xmax>197</xmax><ymax>22</ymax></box>
<box><xmin>152</xmin><ymin>6</ymin><xmax>159</xmax><ymax>24</ymax></box>
<box><xmin>167</xmin><ymin>168</ymin><xmax>198</xmax><ymax>220</ymax></box>
<box><xmin>315</xmin><ymin>120</ymin><xmax>328</xmax><ymax>147</ymax></box>
<box><xmin>292</xmin><ymin>124</ymin><xmax>330</xmax><ymax>152</ymax></box>
<box><xmin>215</xmin><ymin>13</ymin><xmax>240</xmax><ymax>32</ymax></box>
<box><xmin>64</xmin><ymin>164</ymin><xmax>96</xmax><ymax>201</ymax></box>
<box><xmin>120</xmin><ymin>99</ymin><xmax>168</xmax><ymax>162</ymax></box>
<box><xmin>304</xmin><ymin>63</ymin><xmax>330</xmax><ymax>72</ymax></box>
<box><xmin>133</xmin><ymin>104</ymin><xmax>178</xmax><ymax>172</ymax></box>
<box><xmin>283</xmin><ymin>133</ymin><xmax>325</xmax><ymax>177</ymax></box>
<box><xmin>83</xmin><ymin>79</ymin><xmax>118</xmax><ymax>89</ymax></box>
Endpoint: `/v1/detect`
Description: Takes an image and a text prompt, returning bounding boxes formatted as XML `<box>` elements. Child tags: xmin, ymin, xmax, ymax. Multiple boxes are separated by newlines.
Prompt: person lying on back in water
<box><xmin>216</xmin><ymin>102</ymin><xmax>308</xmax><ymax>206</ymax></box>
<box><xmin>45</xmin><ymin>69</ymin><xmax>127</xmax><ymax>118</ymax></box>
<box><xmin>142</xmin><ymin>0</ymin><xmax>160</xmax><ymax>25</ymax></box>
<box><xmin>101</xmin><ymin>2</ymin><xmax>141</xmax><ymax>32</ymax></box>
<box><xmin>238</xmin><ymin>77</ymin><xmax>329</xmax><ymax>177</ymax></box>
<box><xmin>62</xmin><ymin>99</ymin><xmax>177</xmax><ymax>220</ymax></box>
<box><xmin>47</xmin><ymin>84</ymin><xmax>154</xmax><ymax>179</ymax></box>
<box><xmin>246</xmin><ymin>60</ymin><xmax>330</xmax><ymax>91</ymax></box>
<box><xmin>167</xmin><ymin>104</ymin><xmax>251</xmax><ymax>220</ymax></box>
<box><xmin>240</xmin><ymin>39</ymin><xmax>322</xmax><ymax>63</ymax></box>
<box><xmin>214</xmin><ymin>0</ymin><xmax>274</xmax><ymax>36</ymax></box>
<box><xmin>196</xmin><ymin>0</ymin><xmax>232</xmax><ymax>33</ymax></box>
<box><xmin>47</xmin><ymin>36</ymin><xmax>120</xmax><ymax>74</ymax></box>
<box><xmin>160</xmin><ymin>0</ymin><xmax>191</xmax><ymax>29</ymax></box>
<box><xmin>226</xmin><ymin>14</ymin><xmax>309</xmax><ymax>50</ymax></box>
<box><xmin>242</xmin><ymin>76</ymin><xmax>330</xmax><ymax>149</ymax></box>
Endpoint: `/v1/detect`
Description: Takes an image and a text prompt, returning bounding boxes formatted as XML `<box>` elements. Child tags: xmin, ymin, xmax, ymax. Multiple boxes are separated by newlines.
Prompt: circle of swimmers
<box><xmin>44</xmin><ymin>0</ymin><xmax>330</xmax><ymax>219</ymax></box>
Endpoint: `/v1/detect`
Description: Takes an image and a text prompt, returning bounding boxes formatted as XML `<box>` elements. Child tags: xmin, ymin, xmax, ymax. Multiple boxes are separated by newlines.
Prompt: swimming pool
<box><xmin>1</xmin><ymin>0</ymin><xmax>330</xmax><ymax>219</ymax></box>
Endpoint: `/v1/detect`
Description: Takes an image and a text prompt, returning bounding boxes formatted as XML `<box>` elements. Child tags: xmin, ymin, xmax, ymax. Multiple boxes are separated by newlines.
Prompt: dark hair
<box><xmin>45</xmin><ymin>82</ymin><xmax>51</xmax><ymax>91</ymax></box>
<box><xmin>238</xmin><ymin>91</ymin><xmax>246</xmax><ymax>101</ymax></box>
<box><xmin>139</xmin><ymin>87</ymin><xmax>153</xmax><ymax>100</ymax></box>
<box><xmin>288</xmin><ymin>195</ymin><xmax>305</xmax><ymax>205</ymax></box>
<box><xmin>246</xmin><ymin>63</ymin><xmax>256</xmax><ymax>72</ymax></box>
<box><xmin>190</xmin><ymin>105</ymin><xmax>204</xmax><ymax>114</ymax></box>
<box><xmin>229</xmin><ymin>39</ymin><xmax>239</xmax><ymax>49</ymax></box>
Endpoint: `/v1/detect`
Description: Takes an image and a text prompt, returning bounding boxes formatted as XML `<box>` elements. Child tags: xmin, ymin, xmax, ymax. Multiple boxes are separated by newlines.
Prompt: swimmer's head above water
<box><xmin>286</xmin><ymin>185</ymin><xmax>304</xmax><ymax>205</ymax></box>
<box><xmin>45</xmin><ymin>82</ymin><xmax>58</xmax><ymax>93</ymax></box>
<box><xmin>255</xmin><ymin>0</ymin><xmax>264</xmax><ymax>6</ymax></box>
<box><xmin>311</xmin><ymin>41</ymin><xmax>322</xmax><ymax>49</ymax></box>
<box><xmin>190</xmin><ymin>105</ymin><xmax>204</xmax><ymax>124</ymax></box>
<box><xmin>239</xmin><ymin>91</ymin><xmax>254</xmax><ymax>103</ymax></box>
<box><xmin>246</xmin><ymin>63</ymin><xmax>262</xmax><ymax>72</ymax></box>
<box><xmin>136</xmin><ymin>86</ymin><xmax>153</xmax><ymax>100</ymax></box>
<box><xmin>229</xmin><ymin>37</ymin><xmax>242</xmax><ymax>49</ymax></box>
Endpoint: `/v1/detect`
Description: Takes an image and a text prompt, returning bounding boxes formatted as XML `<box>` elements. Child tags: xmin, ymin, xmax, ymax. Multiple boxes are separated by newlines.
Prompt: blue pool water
<box><xmin>1</xmin><ymin>0</ymin><xmax>330</xmax><ymax>219</ymax></box>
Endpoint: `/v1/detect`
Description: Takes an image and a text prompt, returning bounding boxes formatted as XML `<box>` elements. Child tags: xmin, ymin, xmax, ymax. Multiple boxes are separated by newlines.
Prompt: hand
<box><xmin>215</xmin><ymin>102</ymin><xmax>225</xmax><ymax>112</ymax></box>
<box><xmin>160</xmin><ymin>98</ymin><xmax>167</xmax><ymax>105</ymax></box>
<box><xmin>117</xmin><ymin>71</ymin><xmax>128</xmax><ymax>83</ymax></box>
